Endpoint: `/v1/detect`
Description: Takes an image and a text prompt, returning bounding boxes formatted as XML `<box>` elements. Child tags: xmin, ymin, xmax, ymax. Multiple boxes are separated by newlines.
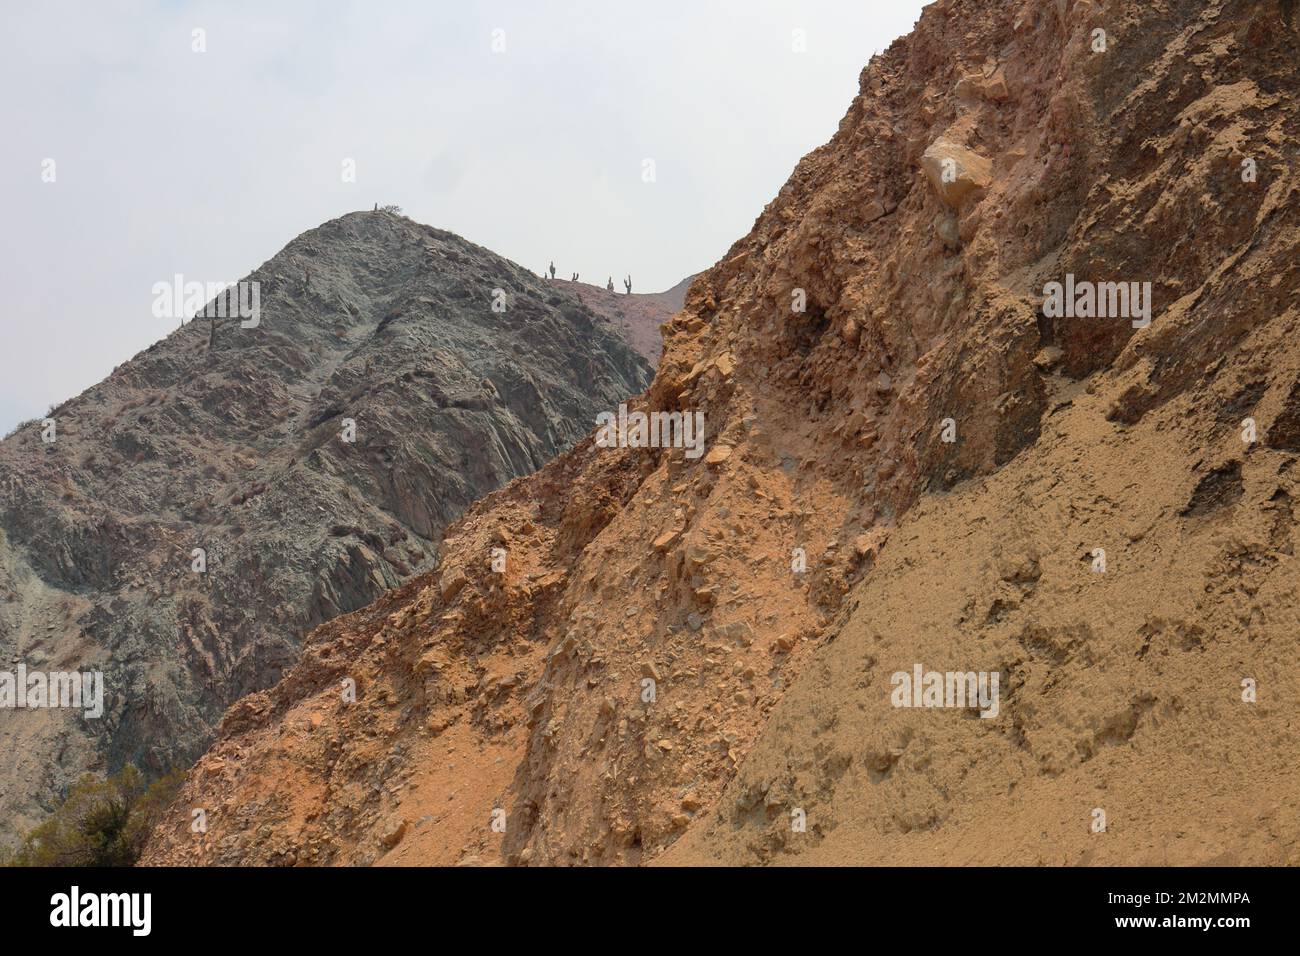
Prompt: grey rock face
<box><xmin>0</xmin><ymin>210</ymin><xmax>653</xmax><ymax>842</ymax></box>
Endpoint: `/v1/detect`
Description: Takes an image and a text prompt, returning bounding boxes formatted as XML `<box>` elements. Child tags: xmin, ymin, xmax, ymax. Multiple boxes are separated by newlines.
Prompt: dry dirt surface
<box><xmin>144</xmin><ymin>0</ymin><xmax>1300</xmax><ymax>866</ymax></box>
<box><xmin>0</xmin><ymin>209</ymin><xmax>658</xmax><ymax>846</ymax></box>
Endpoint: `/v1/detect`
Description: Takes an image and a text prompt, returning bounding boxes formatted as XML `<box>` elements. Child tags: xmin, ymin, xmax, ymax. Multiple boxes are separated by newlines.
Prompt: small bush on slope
<box><xmin>1</xmin><ymin>766</ymin><xmax>184</xmax><ymax>867</ymax></box>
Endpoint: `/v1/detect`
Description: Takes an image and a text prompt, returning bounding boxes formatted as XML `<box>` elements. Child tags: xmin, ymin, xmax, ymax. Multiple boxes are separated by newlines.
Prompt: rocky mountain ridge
<box><xmin>0</xmin><ymin>209</ymin><xmax>662</xmax><ymax>844</ymax></box>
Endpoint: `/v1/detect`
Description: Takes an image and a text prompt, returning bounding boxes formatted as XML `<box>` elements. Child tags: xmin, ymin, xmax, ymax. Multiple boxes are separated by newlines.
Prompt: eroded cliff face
<box><xmin>0</xmin><ymin>210</ymin><xmax>656</xmax><ymax>844</ymax></box>
<box><xmin>144</xmin><ymin>0</ymin><xmax>1300</xmax><ymax>866</ymax></box>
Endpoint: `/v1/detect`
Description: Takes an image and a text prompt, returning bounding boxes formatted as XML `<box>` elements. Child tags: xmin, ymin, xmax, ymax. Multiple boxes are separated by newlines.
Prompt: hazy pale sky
<box><xmin>0</xmin><ymin>0</ymin><xmax>927</xmax><ymax>434</ymax></box>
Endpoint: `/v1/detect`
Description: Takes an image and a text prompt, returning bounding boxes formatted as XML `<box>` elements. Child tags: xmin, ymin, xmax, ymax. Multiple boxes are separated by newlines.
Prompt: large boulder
<box><xmin>921</xmin><ymin>138</ymin><xmax>993</xmax><ymax>206</ymax></box>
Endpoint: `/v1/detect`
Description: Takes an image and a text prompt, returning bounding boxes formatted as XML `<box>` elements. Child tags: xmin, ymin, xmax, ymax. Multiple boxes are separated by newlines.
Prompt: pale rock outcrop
<box><xmin>921</xmin><ymin>138</ymin><xmax>993</xmax><ymax>206</ymax></box>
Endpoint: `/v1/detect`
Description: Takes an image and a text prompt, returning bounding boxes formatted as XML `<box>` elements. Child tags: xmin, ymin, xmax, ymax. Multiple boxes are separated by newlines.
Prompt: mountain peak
<box><xmin>0</xmin><ymin>211</ymin><xmax>666</xmax><ymax>844</ymax></box>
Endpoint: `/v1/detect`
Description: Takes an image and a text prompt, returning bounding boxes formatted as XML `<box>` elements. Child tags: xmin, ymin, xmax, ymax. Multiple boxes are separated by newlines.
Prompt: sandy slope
<box><xmin>667</xmin><ymin>356</ymin><xmax>1300</xmax><ymax>865</ymax></box>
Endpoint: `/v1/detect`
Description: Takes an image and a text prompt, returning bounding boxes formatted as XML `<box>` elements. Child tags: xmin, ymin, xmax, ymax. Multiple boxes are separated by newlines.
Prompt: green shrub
<box><xmin>1</xmin><ymin>765</ymin><xmax>185</xmax><ymax>867</ymax></box>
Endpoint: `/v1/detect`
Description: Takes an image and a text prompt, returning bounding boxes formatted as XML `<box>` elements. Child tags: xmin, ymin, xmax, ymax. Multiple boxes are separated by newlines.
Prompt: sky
<box><xmin>0</xmin><ymin>0</ymin><xmax>929</xmax><ymax>434</ymax></box>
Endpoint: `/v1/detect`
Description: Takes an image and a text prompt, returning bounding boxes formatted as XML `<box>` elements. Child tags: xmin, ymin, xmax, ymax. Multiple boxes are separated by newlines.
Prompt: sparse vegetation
<box><xmin>2</xmin><ymin>418</ymin><xmax>40</xmax><ymax>441</ymax></box>
<box><xmin>0</xmin><ymin>765</ymin><xmax>185</xmax><ymax>867</ymax></box>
